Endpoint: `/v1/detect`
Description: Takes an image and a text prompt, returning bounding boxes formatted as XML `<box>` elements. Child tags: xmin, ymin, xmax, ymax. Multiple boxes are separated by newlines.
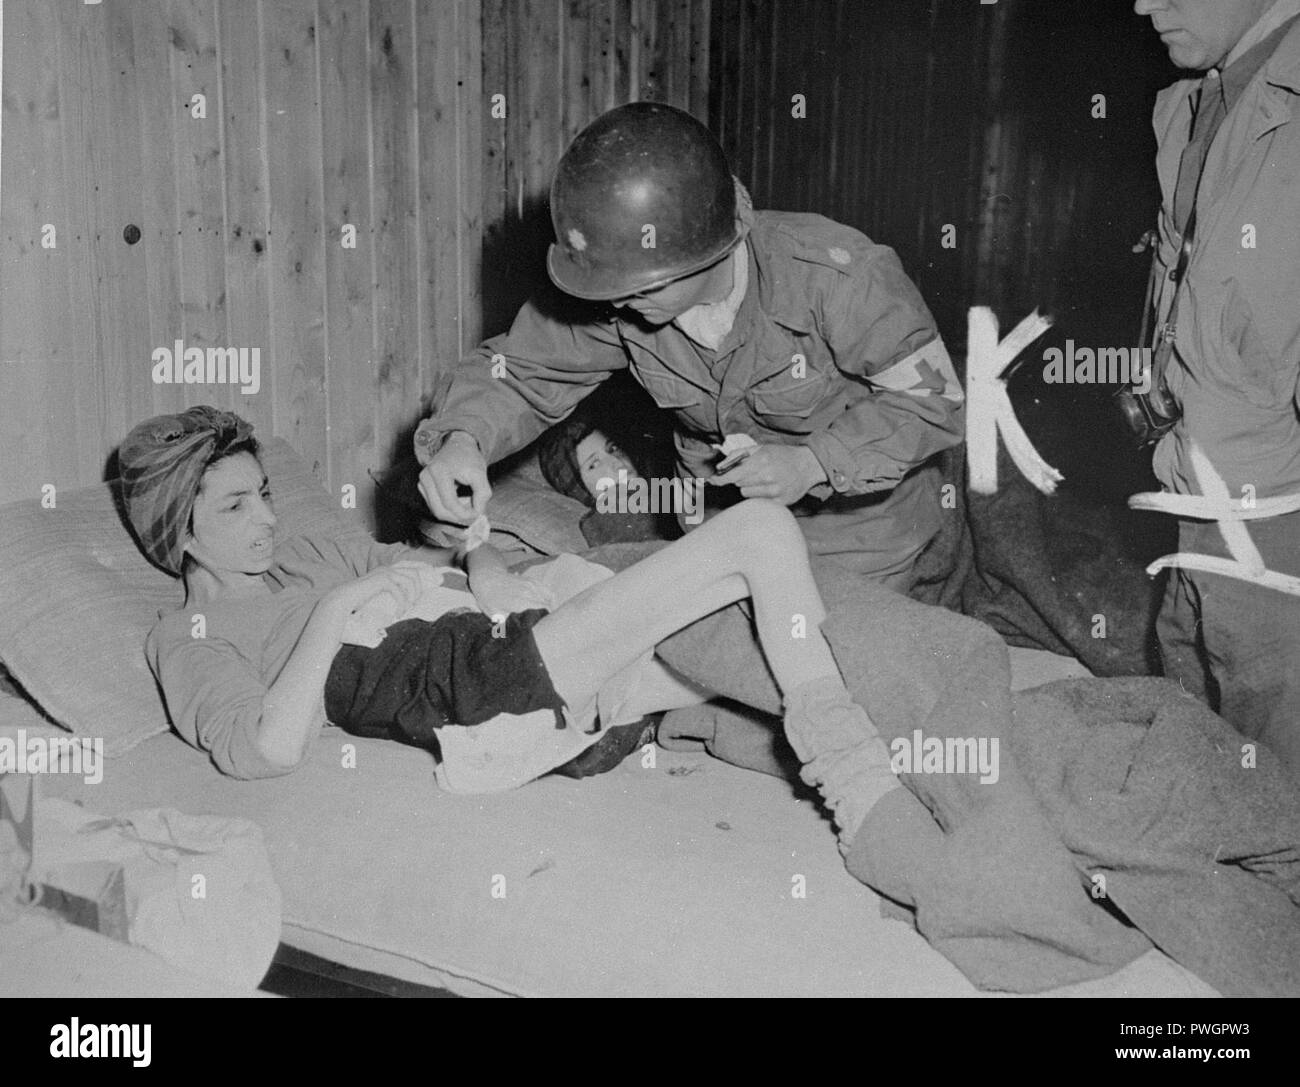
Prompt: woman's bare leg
<box><xmin>620</xmin><ymin>660</ymin><xmax>714</xmax><ymax>718</ymax></box>
<box><xmin>533</xmin><ymin>499</ymin><xmax>905</xmax><ymax>850</ymax></box>
<box><xmin>532</xmin><ymin>499</ymin><xmax>838</xmax><ymax>713</ymax></box>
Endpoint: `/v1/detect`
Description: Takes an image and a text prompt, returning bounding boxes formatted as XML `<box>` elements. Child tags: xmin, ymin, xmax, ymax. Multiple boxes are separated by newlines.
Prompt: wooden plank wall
<box><xmin>708</xmin><ymin>0</ymin><xmax>1163</xmax><ymax>354</ymax></box>
<box><xmin>3</xmin><ymin>0</ymin><xmax>1169</xmax><ymax>519</ymax></box>
<box><xmin>478</xmin><ymin>0</ymin><xmax>710</xmax><ymax>337</ymax></box>
<box><xmin>0</xmin><ymin>0</ymin><xmax>708</xmax><ymax>523</ymax></box>
<box><xmin>0</xmin><ymin>0</ymin><xmax>483</xmax><ymax>522</ymax></box>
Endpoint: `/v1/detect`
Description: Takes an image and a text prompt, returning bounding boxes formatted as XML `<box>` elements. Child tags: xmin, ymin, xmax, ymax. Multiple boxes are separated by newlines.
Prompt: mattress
<box><xmin>8</xmin><ymin>647</ymin><xmax>1217</xmax><ymax>997</ymax></box>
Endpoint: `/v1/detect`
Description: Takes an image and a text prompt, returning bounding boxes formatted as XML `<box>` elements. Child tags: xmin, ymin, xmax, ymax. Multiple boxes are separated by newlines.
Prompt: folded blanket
<box><xmin>583</xmin><ymin>542</ymin><xmax>1300</xmax><ymax>995</ymax></box>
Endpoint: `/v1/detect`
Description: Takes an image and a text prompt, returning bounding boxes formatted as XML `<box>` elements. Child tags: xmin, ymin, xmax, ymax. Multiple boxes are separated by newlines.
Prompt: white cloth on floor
<box><xmin>32</xmin><ymin>798</ymin><xmax>280</xmax><ymax>990</ymax></box>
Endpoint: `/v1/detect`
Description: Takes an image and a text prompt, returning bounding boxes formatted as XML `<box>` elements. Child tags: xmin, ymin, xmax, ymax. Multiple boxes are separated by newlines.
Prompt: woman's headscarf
<box><xmin>118</xmin><ymin>406</ymin><xmax>255</xmax><ymax>575</ymax></box>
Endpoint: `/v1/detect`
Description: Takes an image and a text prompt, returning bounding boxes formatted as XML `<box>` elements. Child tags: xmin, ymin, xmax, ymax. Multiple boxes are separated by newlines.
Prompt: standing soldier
<box><xmin>1133</xmin><ymin>0</ymin><xmax>1300</xmax><ymax>779</ymax></box>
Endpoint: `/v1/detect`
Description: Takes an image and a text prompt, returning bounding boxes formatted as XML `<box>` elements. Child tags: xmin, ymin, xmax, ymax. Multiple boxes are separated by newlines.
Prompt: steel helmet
<box><xmin>547</xmin><ymin>102</ymin><xmax>746</xmax><ymax>301</ymax></box>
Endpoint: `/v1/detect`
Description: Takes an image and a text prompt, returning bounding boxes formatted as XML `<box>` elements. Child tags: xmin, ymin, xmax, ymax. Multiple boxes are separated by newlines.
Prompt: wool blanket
<box><xmin>586</xmin><ymin>542</ymin><xmax>1300</xmax><ymax>995</ymax></box>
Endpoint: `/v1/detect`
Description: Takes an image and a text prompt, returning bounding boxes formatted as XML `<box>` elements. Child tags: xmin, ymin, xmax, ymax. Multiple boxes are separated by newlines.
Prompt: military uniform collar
<box><xmin>1225</xmin><ymin>0</ymin><xmax>1300</xmax><ymax>66</ymax></box>
<box><xmin>747</xmin><ymin>215</ymin><xmax>816</xmax><ymax>334</ymax></box>
<box><xmin>1262</xmin><ymin>13</ymin><xmax>1300</xmax><ymax>92</ymax></box>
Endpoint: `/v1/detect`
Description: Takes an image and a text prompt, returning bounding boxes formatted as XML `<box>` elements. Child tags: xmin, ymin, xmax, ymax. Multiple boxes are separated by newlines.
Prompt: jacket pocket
<box><xmin>1207</xmin><ymin>280</ymin><xmax>1281</xmax><ymax>410</ymax></box>
<box><xmin>633</xmin><ymin>366</ymin><xmax>705</xmax><ymax>411</ymax></box>
<box><xmin>747</xmin><ymin>365</ymin><xmax>834</xmax><ymax>432</ymax></box>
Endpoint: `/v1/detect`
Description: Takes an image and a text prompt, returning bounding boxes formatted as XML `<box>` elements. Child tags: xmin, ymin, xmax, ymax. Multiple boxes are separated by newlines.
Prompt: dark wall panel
<box><xmin>709</xmin><ymin>0</ymin><xmax>1172</xmax><ymax>352</ymax></box>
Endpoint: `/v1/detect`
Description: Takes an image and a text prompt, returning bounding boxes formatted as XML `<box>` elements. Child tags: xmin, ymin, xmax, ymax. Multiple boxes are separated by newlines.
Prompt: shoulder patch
<box><xmin>754</xmin><ymin>211</ymin><xmax>879</xmax><ymax>285</ymax></box>
<box><xmin>776</xmin><ymin>221</ymin><xmax>872</xmax><ymax>275</ymax></box>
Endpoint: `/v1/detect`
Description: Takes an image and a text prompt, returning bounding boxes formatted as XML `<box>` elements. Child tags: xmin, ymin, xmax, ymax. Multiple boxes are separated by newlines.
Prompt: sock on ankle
<box><xmin>783</xmin><ymin>674</ymin><xmax>901</xmax><ymax>854</ymax></box>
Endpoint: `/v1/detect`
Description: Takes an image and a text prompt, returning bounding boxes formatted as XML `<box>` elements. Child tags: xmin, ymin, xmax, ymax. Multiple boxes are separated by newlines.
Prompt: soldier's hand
<box><xmin>711</xmin><ymin>444</ymin><xmax>826</xmax><ymax>505</ymax></box>
<box><xmin>418</xmin><ymin>432</ymin><xmax>492</xmax><ymax>524</ymax></box>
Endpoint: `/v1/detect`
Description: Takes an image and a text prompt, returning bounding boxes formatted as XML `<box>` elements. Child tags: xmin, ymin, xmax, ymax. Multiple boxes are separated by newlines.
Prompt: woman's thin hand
<box><xmin>324</xmin><ymin>561</ymin><xmax>426</xmax><ymax>619</ymax></box>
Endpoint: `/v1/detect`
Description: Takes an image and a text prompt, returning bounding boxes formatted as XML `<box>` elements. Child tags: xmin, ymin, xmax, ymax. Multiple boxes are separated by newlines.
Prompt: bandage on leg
<box><xmin>782</xmin><ymin>674</ymin><xmax>902</xmax><ymax>854</ymax></box>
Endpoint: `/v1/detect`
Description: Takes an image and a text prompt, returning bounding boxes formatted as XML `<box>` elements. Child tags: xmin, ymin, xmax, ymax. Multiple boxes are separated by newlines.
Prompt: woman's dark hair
<box><xmin>536</xmin><ymin>374</ymin><xmax>678</xmax><ymax>509</ymax></box>
<box><xmin>207</xmin><ymin>435</ymin><xmax>262</xmax><ymax>472</ymax></box>
<box><xmin>537</xmin><ymin>411</ymin><xmax>603</xmax><ymax>506</ymax></box>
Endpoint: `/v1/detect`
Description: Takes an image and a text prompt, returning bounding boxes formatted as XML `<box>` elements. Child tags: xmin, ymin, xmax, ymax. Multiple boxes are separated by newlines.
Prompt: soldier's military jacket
<box><xmin>417</xmin><ymin>211</ymin><xmax>965</xmax><ymax>580</ymax></box>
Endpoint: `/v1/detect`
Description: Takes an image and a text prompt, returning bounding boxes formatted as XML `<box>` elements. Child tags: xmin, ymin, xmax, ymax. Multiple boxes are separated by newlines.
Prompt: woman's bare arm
<box><xmin>400</xmin><ymin>544</ymin><xmax>459</xmax><ymax>567</ymax></box>
<box><xmin>256</xmin><ymin>565</ymin><xmax>424</xmax><ymax>768</ymax></box>
<box><xmin>462</xmin><ymin>541</ymin><xmax>554</xmax><ymax>615</ymax></box>
<box><xmin>462</xmin><ymin>538</ymin><xmax>511</xmax><ymax>583</ymax></box>
<box><xmin>256</xmin><ymin>596</ymin><xmax>353</xmax><ymax>768</ymax></box>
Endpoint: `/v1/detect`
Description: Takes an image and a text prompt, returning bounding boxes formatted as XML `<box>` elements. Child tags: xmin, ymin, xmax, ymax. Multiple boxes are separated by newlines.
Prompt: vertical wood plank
<box><xmin>456</xmin><ymin>0</ymin><xmax>484</xmax><ymax>355</ymax></box>
<box><xmin>638</xmin><ymin>0</ymin><xmax>660</xmax><ymax>102</ymax></box>
<box><xmin>913</xmin><ymin>0</ymin><xmax>935</xmax><ymax>257</ymax></box>
<box><xmin>262</xmin><ymin>0</ymin><xmax>328</xmax><ymax>475</ymax></box>
<box><xmin>168</xmin><ymin>0</ymin><xmax>234</xmax><ymax>415</ymax></box>
<box><xmin>55</xmin><ymin>0</ymin><xmax>154</xmax><ymax>465</ymax></box>
<box><xmin>708</xmin><ymin>0</ymin><xmax>736</xmax><ymax>159</ymax></box>
<box><xmin>562</xmin><ymin>0</ymin><xmax>591</xmax><ymax>147</ymax></box>
<box><xmin>523</xmin><ymin>0</ymin><xmax>559</xmax><ymax>211</ymax></box>
<box><xmin>479</xmin><ymin>0</ymin><xmax>511</xmax><ymax>336</ymax></box>
<box><xmin>0</xmin><ymin>0</ymin><xmax>90</xmax><ymax>502</ymax></box>
<box><xmin>754</xmin><ymin>0</ymin><xmax>773</xmax><ymax>197</ymax></box>
<box><xmin>744</xmin><ymin>0</ymin><xmax>763</xmax><ymax>191</ymax></box>
<box><xmin>317</xmin><ymin>0</ymin><xmax>377</xmax><ymax>526</ymax></box>
<box><xmin>493</xmin><ymin>0</ymin><xmax>551</xmax><ymax>326</ymax></box>
<box><xmin>417</xmin><ymin>0</ymin><xmax>466</xmax><ymax>411</ymax></box>
<box><xmin>586</xmin><ymin>0</ymin><xmax>615</xmax><ymax>116</ymax></box>
<box><xmin>689</xmin><ymin>0</ymin><xmax>710</xmax><ymax>120</ymax></box>
<box><xmin>615</xmin><ymin>0</ymin><xmax>634</xmax><ymax>104</ymax></box>
<box><xmin>671</xmin><ymin>0</ymin><xmax>693</xmax><ymax>110</ymax></box>
<box><xmin>504</xmin><ymin>0</ymin><xmax>525</xmax><ymax>227</ymax></box>
<box><xmin>51</xmin><ymin>0</ymin><xmax>100</xmax><ymax>437</ymax></box>
<box><xmin>772</xmin><ymin>0</ymin><xmax>802</xmax><ymax>209</ymax></box>
<box><xmin>809</xmin><ymin>0</ymin><xmax>831</xmax><ymax>212</ymax></box>
<box><xmin>129</xmin><ymin>0</ymin><xmax>186</xmax><ymax>419</ymax></box>
<box><xmin>216</xmin><ymin>0</ymin><xmax>274</xmax><ymax>440</ymax></box>
<box><xmin>973</xmin><ymin>0</ymin><xmax>1010</xmax><ymax>316</ymax></box>
<box><xmin>844</xmin><ymin>6</ymin><xmax>869</xmax><ymax>230</ymax></box>
<box><xmin>368</xmin><ymin>0</ymin><xmax>419</xmax><ymax>476</ymax></box>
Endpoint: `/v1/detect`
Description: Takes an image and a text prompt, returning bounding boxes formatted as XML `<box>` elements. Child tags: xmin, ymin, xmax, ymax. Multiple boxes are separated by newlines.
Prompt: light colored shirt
<box><xmin>673</xmin><ymin>244</ymin><xmax>750</xmax><ymax>351</ymax></box>
<box><xmin>1172</xmin><ymin>14</ymin><xmax>1298</xmax><ymax>232</ymax></box>
<box><xmin>145</xmin><ymin>534</ymin><xmax>419</xmax><ymax>779</ymax></box>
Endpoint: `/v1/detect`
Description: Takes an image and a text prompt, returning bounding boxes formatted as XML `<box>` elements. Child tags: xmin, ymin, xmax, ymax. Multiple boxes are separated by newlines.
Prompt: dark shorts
<box><xmin>324</xmin><ymin>608</ymin><xmax>569</xmax><ymax>755</ymax></box>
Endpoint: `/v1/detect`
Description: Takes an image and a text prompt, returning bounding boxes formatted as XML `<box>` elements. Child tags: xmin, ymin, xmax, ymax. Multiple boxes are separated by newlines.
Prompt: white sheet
<box><xmin>17</xmin><ymin>647</ymin><xmax>1216</xmax><ymax>997</ymax></box>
